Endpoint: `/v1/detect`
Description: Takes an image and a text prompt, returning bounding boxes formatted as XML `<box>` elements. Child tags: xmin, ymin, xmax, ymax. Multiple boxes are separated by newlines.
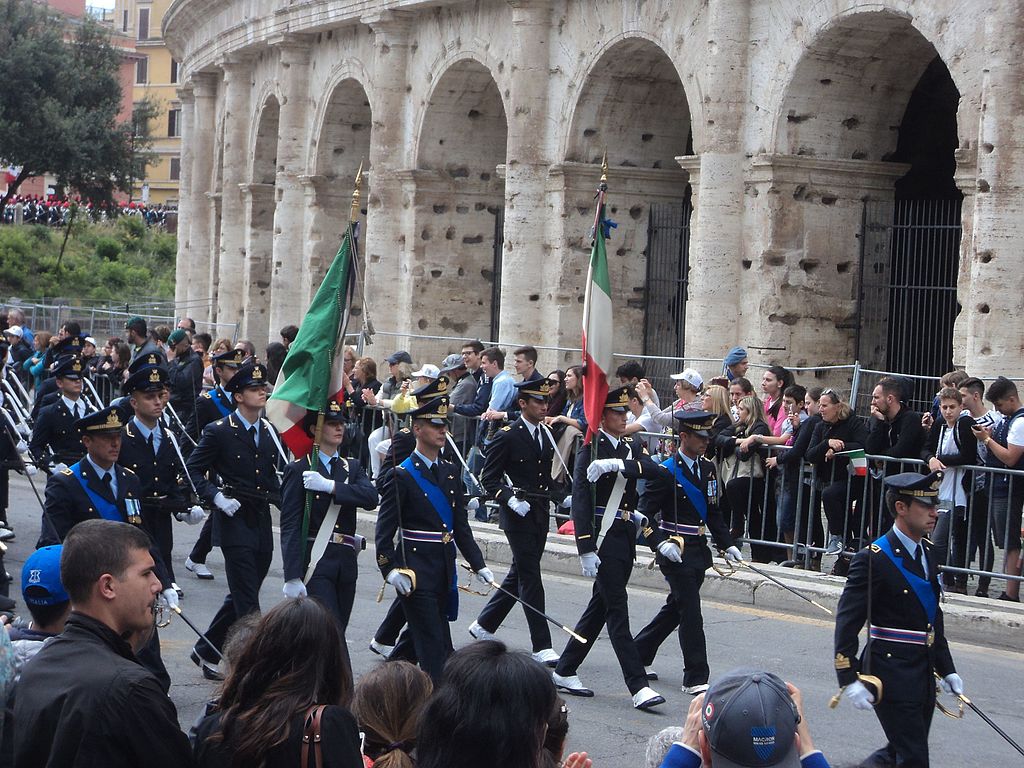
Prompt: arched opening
<box><xmin>565</xmin><ymin>39</ymin><xmax>692</xmax><ymax>388</ymax></box>
<box><xmin>307</xmin><ymin>79</ymin><xmax>372</xmax><ymax>308</ymax></box>
<box><xmin>776</xmin><ymin>13</ymin><xmax>961</xmax><ymax>397</ymax></box>
<box><xmin>414</xmin><ymin>59</ymin><xmax>507</xmax><ymax>348</ymax></box>
<box><xmin>242</xmin><ymin>96</ymin><xmax>279</xmax><ymax>344</ymax></box>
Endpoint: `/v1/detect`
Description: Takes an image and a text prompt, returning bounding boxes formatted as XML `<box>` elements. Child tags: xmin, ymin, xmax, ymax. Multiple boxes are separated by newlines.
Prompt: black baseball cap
<box><xmin>701</xmin><ymin>668</ymin><xmax>801</xmax><ymax>768</ymax></box>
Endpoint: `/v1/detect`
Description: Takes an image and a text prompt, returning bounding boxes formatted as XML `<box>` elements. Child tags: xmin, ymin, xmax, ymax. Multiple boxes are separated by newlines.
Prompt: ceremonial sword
<box><xmin>933</xmin><ymin>673</ymin><xmax>1024</xmax><ymax>757</ymax></box>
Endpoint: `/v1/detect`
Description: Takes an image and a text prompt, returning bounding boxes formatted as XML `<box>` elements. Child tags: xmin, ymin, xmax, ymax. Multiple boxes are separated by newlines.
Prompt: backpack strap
<box><xmin>301</xmin><ymin>704</ymin><xmax>328</xmax><ymax>768</ymax></box>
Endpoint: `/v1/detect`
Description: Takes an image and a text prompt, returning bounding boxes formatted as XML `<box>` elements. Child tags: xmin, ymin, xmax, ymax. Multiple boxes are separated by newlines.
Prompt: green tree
<box><xmin>0</xmin><ymin>0</ymin><xmax>154</xmax><ymax>213</ymax></box>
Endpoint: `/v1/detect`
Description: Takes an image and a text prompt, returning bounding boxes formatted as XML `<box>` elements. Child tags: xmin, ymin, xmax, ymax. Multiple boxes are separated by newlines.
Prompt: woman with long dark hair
<box><xmin>545</xmin><ymin>370</ymin><xmax>567</xmax><ymax>419</ymax></box>
<box><xmin>194</xmin><ymin>598</ymin><xmax>362</xmax><ymax>768</ymax></box>
<box><xmin>417</xmin><ymin>640</ymin><xmax>557</xmax><ymax>768</ymax></box>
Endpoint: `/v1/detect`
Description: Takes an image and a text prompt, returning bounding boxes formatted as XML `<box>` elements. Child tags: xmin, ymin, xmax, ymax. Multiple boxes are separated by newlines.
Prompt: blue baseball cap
<box><xmin>22</xmin><ymin>545</ymin><xmax>70</xmax><ymax>606</ymax></box>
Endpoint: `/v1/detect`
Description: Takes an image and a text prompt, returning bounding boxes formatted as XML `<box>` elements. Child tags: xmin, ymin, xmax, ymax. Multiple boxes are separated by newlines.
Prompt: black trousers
<box><xmin>392</xmin><ymin>590</ymin><xmax>452</xmax><ymax>682</ymax></box>
<box><xmin>726</xmin><ymin>476</ymin><xmax>778</xmax><ymax>562</ymax></box>
<box><xmin>822</xmin><ymin>476</ymin><xmax>865</xmax><ymax>538</ymax></box>
<box><xmin>870</xmin><ymin>687</ymin><xmax>936</xmax><ymax>768</ymax></box>
<box><xmin>633</xmin><ymin>557</ymin><xmax>709</xmax><ymax>687</ymax></box>
<box><xmin>307</xmin><ymin>565</ymin><xmax>356</xmax><ymax>672</ymax></box>
<box><xmin>144</xmin><ymin>509</ymin><xmax>176</xmax><ymax>584</ymax></box>
<box><xmin>374</xmin><ymin>598</ymin><xmax>407</xmax><ymax>646</ymax></box>
<box><xmin>476</xmin><ymin>526</ymin><xmax>552</xmax><ymax>651</ymax></box>
<box><xmin>554</xmin><ymin>536</ymin><xmax>647</xmax><ymax>695</ymax></box>
<box><xmin>188</xmin><ymin>515</ymin><xmax>214</xmax><ymax>563</ymax></box>
<box><xmin>194</xmin><ymin>544</ymin><xmax>272</xmax><ymax>663</ymax></box>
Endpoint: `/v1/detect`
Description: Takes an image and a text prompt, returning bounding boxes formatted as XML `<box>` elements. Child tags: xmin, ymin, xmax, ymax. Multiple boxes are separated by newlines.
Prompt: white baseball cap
<box><xmin>3</xmin><ymin>325</ymin><xmax>22</xmax><ymax>339</ymax></box>
<box><xmin>670</xmin><ymin>368</ymin><xmax>703</xmax><ymax>390</ymax></box>
<box><xmin>411</xmin><ymin>364</ymin><xmax>441</xmax><ymax>379</ymax></box>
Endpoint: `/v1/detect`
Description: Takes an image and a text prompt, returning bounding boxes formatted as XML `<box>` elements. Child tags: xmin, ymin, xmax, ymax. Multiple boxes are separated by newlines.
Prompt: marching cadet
<box><xmin>39</xmin><ymin>406</ymin><xmax>176</xmax><ymax>691</ymax></box>
<box><xmin>834</xmin><ymin>471</ymin><xmax>963</xmax><ymax>768</ymax></box>
<box><xmin>468</xmin><ymin>378</ymin><xmax>560</xmax><ymax>666</ymax></box>
<box><xmin>374</xmin><ymin>395</ymin><xmax>494</xmax><ymax>681</ymax></box>
<box><xmin>552</xmin><ymin>386</ymin><xmax>665</xmax><ymax>711</ymax></box>
<box><xmin>185</xmin><ymin>362</ymin><xmax>282</xmax><ymax>680</ymax></box>
<box><xmin>279</xmin><ymin>400</ymin><xmax>378</xmax><ymax>661</ymax></box>
<box><xmin>183</xmin><ymin>347</ymin><xmax>247</xmax><ymax>581</ymax></box>
<box><xmin>29</xmin><ymin>356</ymin><xmax>95</xmax><ymax>473</ymax></box>
<box><xmin>119</xmin><ymin>364</ymin><xmax>205</xmax><ymax>598</ymax></box>
<box><xmin>632</xmin><ymin>411</ymin><xmax>743</xmax><ymax>694</ymax></box>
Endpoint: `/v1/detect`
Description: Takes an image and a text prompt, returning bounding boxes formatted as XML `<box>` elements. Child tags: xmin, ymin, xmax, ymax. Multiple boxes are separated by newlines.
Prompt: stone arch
<box><xmin>562</xmin><ymin>37</ymin><xmax>693</xmax><ymax>372</ymax></box>
<box><xmin>409</xmin><ymin>57</ymin><xmax>509</xmax><ymax>345</ymax></box>
<box><xmin>302</xmin><ymin>77</ymin><xmax>373</xmax><ymax>305</ymax></box>
<box><xmin>241</xmin><ymin>95</ymin><xmax>279</xmax><ymax>344</ymax></box>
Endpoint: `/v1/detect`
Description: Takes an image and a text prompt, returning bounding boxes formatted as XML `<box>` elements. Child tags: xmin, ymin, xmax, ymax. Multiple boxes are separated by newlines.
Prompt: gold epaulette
<box><xmin>834</xmin><ymin>653</ymin><xmax>851</xmax><ymax>670</ymax></box>
<box><xmin>870</xmin><ymin>544</ymin><xmax>881</xmax><ymax>553</ymax></box>
<box><xmin>501</xmin><ymin>425</ymin><xmax>512</xmax><ymax>431</ymax></box>
<box><xmin>201</xmin><ymin>392</ymin><xmax>211</xmax><ymax>399</ymax></box>
<box><xmin>60</xmin><ymin>468</ymin><xmax>73</xmax><ymax>476</ymax></box>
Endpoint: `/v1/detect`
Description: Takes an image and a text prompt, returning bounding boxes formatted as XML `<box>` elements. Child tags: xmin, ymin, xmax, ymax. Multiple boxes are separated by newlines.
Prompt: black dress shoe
<box><xmin>190</xmin><ymin>649</ymin><xmax>224</xmax><ymax>681</ymax></box>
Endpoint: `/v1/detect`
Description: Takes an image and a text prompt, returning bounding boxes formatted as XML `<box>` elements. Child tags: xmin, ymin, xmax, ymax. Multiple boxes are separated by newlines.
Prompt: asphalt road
<box><xmin>3</xmin><ymin>476</ymin><xmax>1022</xmax><ymax>767</ymax></box>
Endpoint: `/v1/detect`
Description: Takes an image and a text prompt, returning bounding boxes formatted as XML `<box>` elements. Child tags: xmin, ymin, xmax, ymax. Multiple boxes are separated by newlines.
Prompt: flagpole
<box><xmin>300</xmin><ymin>163</ymin><xmax>363</xmax><ymax>565</ymax></box>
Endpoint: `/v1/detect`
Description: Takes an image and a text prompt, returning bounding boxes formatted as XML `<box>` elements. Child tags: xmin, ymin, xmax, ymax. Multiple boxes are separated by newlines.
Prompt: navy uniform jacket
<box><xmin>375</xmin><ymin>453</ymin><xmax>485</xmax><ymax>594</ymax></box>
<box><xmin>41</xmin><ymin>461</ymin><xmax>172</xmax><ymax>589</ymax></box>
<box><xmin>30</xmin><ymin>398</ymin><xmax>93</xmax><ymax>466</ymax></box>
<box><xmin>377</xmin><ymin>426</ymin><xmax>455</xmax><ymax>491</ymax></box>
<box><xmin>641</xmin><ymin>453</ymin><xmax>733</xmax><ymax>570</ymax></box>
<box><xmin>279</xmin><ymin>454</ymin><xmax>378</xmax><ymax>582</ymax></box>
<box><xmin>184</xmin><ymin>385</ymin><xmax>233</xmax><ymax>446</ymax></box>
<box><xmin>480</xmin><ymin>417</ymin><xmax>554</xmax><ymax>531</ymax></box>
<box><xmin>185</xmin><ymin>414</ymin><xmax>282</xmax><ymax>552</ymax></box>
<box><xmin>120</xmin><ymin>420</ymin><xmax>189</xmax><ymax>546</ymax></box>
<box><xmin>834</xmin><ymin>529</ymin><xmax>955</xmax><ymax>701</ymax></box>
<box><xmin>29</xmin><ymin>377</ymin><xmax>59</xmax><ymax>421</ymax></box>
<box><xmin>166</xmin><ymin>351</ymin><xmax>203</xmax><ymax>420</ymax></box>
<box><xmin>571</xmin><ymin>432</ymin><xmax>657</xmax><ymax>558</ymax></box>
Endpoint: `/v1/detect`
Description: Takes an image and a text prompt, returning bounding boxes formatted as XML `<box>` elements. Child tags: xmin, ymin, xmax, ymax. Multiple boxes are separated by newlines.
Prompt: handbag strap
<box><xmin>301</xmin><ymin>704</ymin><xmax>328</xmax><ymax>768</ymax></box>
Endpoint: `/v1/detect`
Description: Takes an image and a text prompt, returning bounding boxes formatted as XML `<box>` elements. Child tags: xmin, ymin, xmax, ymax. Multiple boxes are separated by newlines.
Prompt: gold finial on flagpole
<box><xmin>600</xmin><ymin>151</ymin><xmax>608</xmax><ymax>184</ymax></box>
<box><xmin>350</xmin><ymin>161</ymin><xmax>364</xmax><ymax>222</ymax></box>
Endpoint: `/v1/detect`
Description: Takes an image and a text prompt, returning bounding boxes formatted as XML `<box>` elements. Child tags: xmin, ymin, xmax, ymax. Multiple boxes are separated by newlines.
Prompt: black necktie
<box><xmin>147</xmin><ymin>432</ymin><xmax>155</xmax><ymax>454</ymax></box>
<box><xmin>329</xmin><ymin>457</ymin><xmax>338</xmax><ymax>475</ymax></box>
<box><xmin>102</xmin><ymin>472</ymin><xmax>113</xmax><ymax>493</ymax></box>
<box><xmin>914</xmin><ymin>545</ymin><xmax>924</xmax><ymax>575</ymax></box>
<box><xmin>430</xmin><ymin>463</ymin><xmax>441</xmax><ymax>483</ymax></box>
<box><xmin>534</xmin><ymin>428</ymin><xmax>543</xmax><ymax>453</ymax></box>
<box><xmin>249</xmin><ymin>426</ymin><xmax>257</xmax><ymax>447</ymax></box>
<box><xmin>693</xmin><ymin>460</ymin><xmax>700</xmax><ymax>483</ymax></box>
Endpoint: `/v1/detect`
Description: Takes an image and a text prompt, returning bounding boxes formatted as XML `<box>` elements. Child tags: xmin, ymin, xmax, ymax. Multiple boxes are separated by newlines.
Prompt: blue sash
<box><xmin>662</xmin><ymin>456</ymin><xmax>708</xmax><ymax>523</ymax></box>
<box><xmin>400</xmin><ymin>457</ymin><xmax>458</xmax><ymax>620</ymax></box>
<box><xmin>875</xmin><ymin>534</ymin><xmax>937</xmax><ymax>625</ymax></box>
<box><xmin>69</xmin><ymin>462</ymin><xmax>122</xmax><ymax>522</ymax></box>
<box><xmin>211</xmin><ymin>387</ymin><xmax>231</xmax><ymax>418</ymax></box>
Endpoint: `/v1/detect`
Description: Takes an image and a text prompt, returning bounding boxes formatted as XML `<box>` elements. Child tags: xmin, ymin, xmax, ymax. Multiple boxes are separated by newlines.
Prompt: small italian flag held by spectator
<box><xmin>837</xmin><ymin>448</ymin><xmax>868</xmax><ymax>477</ymax></box>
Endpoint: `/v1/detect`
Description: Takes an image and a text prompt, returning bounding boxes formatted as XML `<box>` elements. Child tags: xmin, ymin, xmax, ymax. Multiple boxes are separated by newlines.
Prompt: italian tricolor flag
<box><xmin>837</xmin><ymin>448</ymin><xmax>868</xmax><ymax>477</ymax></box>
<box><xmin>581</xmin><ymin>192</ymin><xmax>613</xmax><ymax>445</ymax></box>
<box><xmin>266</xmin><ymin>223</ymin><xmax>358</xmax><ymax>457</ymax></box>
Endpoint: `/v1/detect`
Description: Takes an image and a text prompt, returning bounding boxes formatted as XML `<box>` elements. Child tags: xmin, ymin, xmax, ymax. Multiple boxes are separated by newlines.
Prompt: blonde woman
<box><xmin>722</xmin><ymin>396</ymin><xmax>775</xmax><ymax>563</ymax></box>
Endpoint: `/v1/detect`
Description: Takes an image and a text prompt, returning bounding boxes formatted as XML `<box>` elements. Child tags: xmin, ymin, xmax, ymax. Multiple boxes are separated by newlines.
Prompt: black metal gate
<box><xmin>490</xmin><ymin>206</ymin><xmax>504</xmax><ymax>343</ymax></box>
<box><xmin>856</xmin><ymin>198</ymin><xmax>962</xmax><ymax>402</ymax></box>
<box><xmin>643</xmin><ymin>195</ymin><xmax>692</xmax><ymax>391</ymax></box>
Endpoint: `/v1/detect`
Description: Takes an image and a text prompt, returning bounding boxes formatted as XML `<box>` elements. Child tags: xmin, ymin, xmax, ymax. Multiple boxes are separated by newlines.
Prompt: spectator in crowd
<box><xmin>203</xmin><ymin>337</ymin><xmax>233</xmax><ymax>389</ymax></box>
<box><xmin>722</xmin><ymin>396</ymin><xmax>774</xmax><ymax>562</ymax></box>
<box><xmin>658</xmin><ymin>670</ymin><xmax>830</xmax><ymax>768</ymax></box>
<box><xmin>24</xmin><ymin>330</ymin><xmax>51</xmax><ymax>390</ymax></box>
<box><xmin>194</xmin><ymin>597</ymin><xmax>363</xmax><ymax>768</ymax></box>
<box><xmin>3</xmin><ymin>326</ymin><xmax>31</xmax><ymax>372</ymax></box>
<box><xmin>618</xmin><ymin>360</ymin><xmax>660</xmax><ymax>407</ymax></box>
<box><xmin>760</xmin><ymin>366</ymin><xmax>794</xmax><ymax>437</ymax></box>
<box><xmin>442</xmin><ymin>354</ymin><xmax>476</xmax><ymax>450</ymax></box>
<box><xmin>624</xmin><ymin>385</ymin><xmax>663</xmax><ymax>453</ymax></box>
<box><xmin>480</xmin><ymin>347</ymin><xmax>515</xmax><ymax>426</ymax></box>
<box><xmin>9</xmin><ymin>545</ymin><xmax>71</xmax><ymax>680</ymax></box>
<box><xmin>14</xmin><ymin>519</ymin><xmax>192</xmax><ymax>767</ymax></box>
<box><xmin>925</xmin><ymin>369</ymin><xmax>971</xmax><ymax>425</ymax></box>
<box><xmin>352</xmin><ymin>661</ymin><xmax>433</xmax><ymax>768</ymax></box>
<box><xmin>546</xmin><ymin>365</ymin><xmax>585</xmax><ymax>435</ymax></box>
<box><xmin>722</xmin><ymin>346</ymin><xmax>749</xmax><ymax>382</ymax></box>
<box><xmin>974</xmin><ymin>376</ymin><xmax>1024</xmax><ymax>602</ymax></box>
<box><xmin>234</xmin><ymin>338</ymin><xmax>257</xmax><ymax>360</ymax></box>
<box><xmin>866</xmin><ymin>375</ymin><xmax>927</xmax><ymax>480</ymax></box>
<box><xmin>805</xmin><ymin>389</ymin><xmax>869</xmax><ymax>573</ymax></box>
<box><xmin>193</xmin><ymin>331</ymin><xmax>212</xmax><ymax>360</ymax></box>
<box><xmin>265</xmin><ymin>341</ymin><xmax>287</xmax><ymax>383</ymax></box>
<box><xmin>124</xmin><ymin>316</ymin><xmax>162</xmax><ymax>364</ymax></box>
<box><xmin>958</xmin><ymin>377</ymin><xmax>999</xmax><ymax>597</ymax></box>
<box><xmin>541</xmin><ymin>698</ymin><xmax>571</xmax><ymax>768</ymax></box>
<box><xmin>5</xmin><ymin>308</ymin><xmax>33</xmax><ymax>346</ymax></box>
<box><xmin>416</xmin><ymin>640</ymin><xmax>559</xmax><ymax>768</ymax></box>
<box><xmin>513</xmin><ymin>345</ymin><xmax>542</xmax><ymax>383</ymax></box>
<box><xmin>81</xmin><ymin>336</ymin><xmax>101</xmax><ymax>375</ymax></box>
<box><xmin>363</xmin><ymin>363</ymin><xmax>440</xmax><ymax>414</ymax></box>
<box><xmin>152</xmin><ymin>325</ymin><xmax>172</xmax><ymax>349</ymax></box>
<box><xmin>646</xmin><ymin>727</ymin><xmax>685</xmax><ymax>768</ymax></box>
<box><xmin>177</xmin><ymin>317</ymin><xmax>197</xmax><ymax>333</ymax></box>
<box><xmin>343</xmin><ymin>345</ymin><xmax>357</xmax><ymax>378</ymax></box>
<box><xmin>728</xmin><ymin>376</ymin><xmax>755</xmax><ymax>422</ymax></box>
<box><xmin>166</xmin><ymin>329</ymin><xmax>204</xmax><ymax>425</ymax></box>
<box><xmin>103</xmin><ymin>341</ymin><xmax>132</xmax><ymax>389</ymax></box>
<box><xmin>280</xmin><ymin>324</ymin><xmax>299</xmax><ymax>350</ymax></box>
<box><xmin>701</xmin><ymin>384</ymin><xmax>735</xmax><ymax>515</ymax></box>
<box><xmin>546</xmin><ymin>370</ymin><xmax>567</xmax><ymax>418</ymax></box>
<box><xmin>923</xmin><ymin>387</ymin><xmax>978</xmax><ymax>593</ymax></box>
<box><xmin>651</xmin><ymin>369</ymin><xmax>704</xmax><ymax>429</ymax></box>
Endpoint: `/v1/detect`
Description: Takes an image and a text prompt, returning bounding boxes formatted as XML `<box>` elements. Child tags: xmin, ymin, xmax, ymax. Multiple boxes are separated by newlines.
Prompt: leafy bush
<box><xmin>94</xmin><ymin>235</ymin><xmax>121</xmax><ymax>260</ymax></box>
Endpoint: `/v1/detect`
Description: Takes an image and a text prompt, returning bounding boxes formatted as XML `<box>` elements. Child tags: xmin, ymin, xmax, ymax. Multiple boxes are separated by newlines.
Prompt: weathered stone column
<box><xmin>683</xmin><ymin>0</ymin><xmax>750</xmax><ymax>361</ymax></box>
<box><xmin>951</xmin><ymin>147</ymin><xmax>977</xmax><ymax>369</ymax></box>
<box><xmin>215</xmin><ymin>56</ymin><xmax>252</xmax><ymax>330</ymax></box>
<box><xmin>362</xmin><ymin>12</ymin><xmax>415</xmax><ymax>339</ymax></box>
<box><xmin>184</xmin><ymin>74</ymin><xmax>217</xmax><ymax>312</ymax></box>
<box><xmin>268</xmin><ymin>36</ymin><xmax>313</xmax><ymax>343</ymax></box>
<box><xmin>173</xmin><ymin>84</ymin><xmax>194</xmax><ymax>307</ymax></box>
<box><xmin>240</xmin><ymin>182</ymin><xmax>276</xmax><ymax>344</ymax></box>
<box><xmin>962</xmin><ymin>6</ymin><xmax>1024</xmax><ymax>378</ymax></box>
<box><xmin>498</xmin><ymin>0</ymin><xmax>553</xmax><ymax>363</ymax></box>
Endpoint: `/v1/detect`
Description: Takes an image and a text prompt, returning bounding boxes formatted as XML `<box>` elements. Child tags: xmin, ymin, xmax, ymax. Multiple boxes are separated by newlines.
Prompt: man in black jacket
<box><xmin>165</xmin><ymin>328</ymin><xmax>203</xmax><ymax>432</ymax></box>
<box><xmin>867</xmin><ymin>375</ymin><xmax>926</xmax><ymax>489</ymax></box>
<box><xmin>14</xmin><ymin>519</ymin><xmax>192</xmax><ymax>768</ymax></box>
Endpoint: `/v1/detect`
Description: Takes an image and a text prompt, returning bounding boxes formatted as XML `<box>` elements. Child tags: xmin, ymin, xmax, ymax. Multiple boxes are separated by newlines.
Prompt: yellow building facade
<box><xmin>113</xmin><ymin>0</ymin><xmax>181</xmax><ymax>205</ymax></box>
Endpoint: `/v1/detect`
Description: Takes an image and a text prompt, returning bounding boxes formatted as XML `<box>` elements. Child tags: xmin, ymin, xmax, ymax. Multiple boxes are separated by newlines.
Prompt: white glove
<box><xmin>213</xmin><ymin>491</ymin><xmax>241</xmax><ymax>517</ymax></box>
<box><xmin>467</xmin><ymin>497</ymin><xmax>481</xmax><ymax>511</ymax></box>
<box><xmin>508</xmin><ymin>498</ymin><xmax>531</xmax><ymax>517</ymax></box>
<box><xmin>632</xmin><ymin>511</ymin><xmax>649</xmax><ymax>529</ymax></box>
<box><xmin>160</xmin><ymin>588</ymin><xmax>179</xmax><ymax>612</ymax></box>
<box><xmin>52</xmin><ymin>462</ymin><xmax>68</xmax><ymax>474</ymax></box>
<box><xmin>476</xmin><ymin>567</ymin><xmax>495</xmax><ymax>586</ymax></box>
<box><xmin>386</xmin><ymin>569</ymin><xmax>413</xmax><ymax>596</ymax></box>
<box><xmin>302</xmin><ymin>470</ymin><xmax>336</xmax><ymax>494</ymax></box>
<box><xmin>657</xmin><ymin>540</ymin><xmax>683</xmax><ymax>563</ymax></box>
<box><xmin>560</xmin><ymin>494</ymin><xmax>572</xmax><ymax>509</ymax></box>
<box><xmin>17</xmin><ymin>424</ymin><xmax>30</xmax><ymax>438</ymax></box>
<box><xmin>23</xmin><ymin>463</ymin><xmax>38</xmax><ymax>476</ymax></box>
<box><xmin>941</xmin><ymin>673</ymin><xmax>964</xmax><ymax>696</ymax></box>
<box><xmin>724</xmin><ymin>546</ymin><xmax>744</xmax><ymax>563</ymax></box>
<box><xmin>586</xmin><ymin>458</ymin><xmax>625</xmax><ymax>482</ymax></box>
<box><xmin>15</xmin><ymin>440</ymin><xmax>27</xmax><ymax>453</ymax></box>
<box><xmin>843</xmin><ymin>680</ymin><xmax>875</xmax><ymax>711</ymax></box>
<box><xmin>283</xmin><ymin>579</ymin><xmax>307</xmax><ymax>599</ymax></box>
<box><xmin>580</xmin><ymin>551</ymin><xmax>601</xmax><ymax>578</ymax></box>
<box><xmin>183</xmin><ymin>505</ymin><xmax>205</xmax><ymax>525</ymax></box>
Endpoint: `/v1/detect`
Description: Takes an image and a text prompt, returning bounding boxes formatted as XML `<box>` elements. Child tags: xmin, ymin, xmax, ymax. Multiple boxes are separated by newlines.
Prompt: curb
<box><xmin>355</xmin><ymin>511</ymin><xmax>1024</xmax><ymax>654</ymax></box>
